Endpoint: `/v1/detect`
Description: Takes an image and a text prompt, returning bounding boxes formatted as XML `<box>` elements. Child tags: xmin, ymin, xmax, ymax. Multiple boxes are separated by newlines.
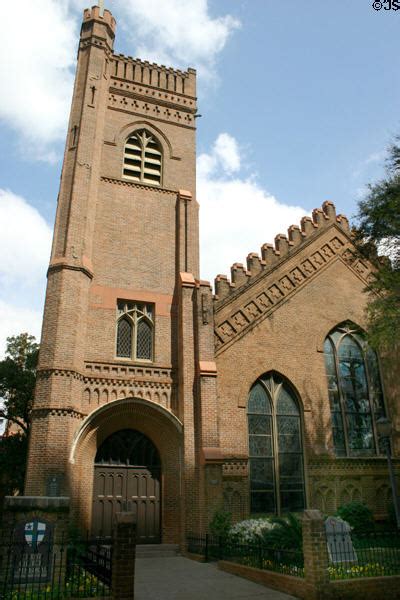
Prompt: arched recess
<box><xmin>69</xmin><ymin>398</ymin><xmax>183</xmax><ymax>543</ymax></box>
<box><xmin>93</xmin><ymin>429</ymin><xmax>162</xmax><ymax>542</ymax></box>
<box><xmin>247</xmin><ymin>371</ymin><xmax>306</xmax><ymax>515</ymax></box>
<box><xmin>117</xmin><ymin>120</ymin><xmax>177</xmax><ymax>161</ymax></box>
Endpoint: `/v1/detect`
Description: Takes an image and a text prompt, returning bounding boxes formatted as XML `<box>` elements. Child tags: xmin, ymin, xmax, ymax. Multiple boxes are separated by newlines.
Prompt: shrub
<box><xmin>229</xmin><ymin>518</ymin><xmax>275</xmax><ymax>544</ymax></box>
<box><xmin>262</xmin><ymin>513</ymin><xmax>303</xmax><ymax>550</ymax></box>
<box><xmin>209</xmin><ymin>509</ymin><xmax>232</xmax><ymax>538</ymax></box>
<box><xmin>336</xmin><ymin>501</ymin><xmax>374</xmax><ymax>533</ymax></box>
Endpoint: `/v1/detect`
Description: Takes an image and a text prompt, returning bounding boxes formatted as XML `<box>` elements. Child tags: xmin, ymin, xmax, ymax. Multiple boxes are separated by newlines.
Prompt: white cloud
<box><xmin>116</xmin><ymin>0</ymin><xmax>240</xmax><ymax>79</ymax></box>
<box><xmin>0</xmin><ymin>189</ymin><xmax>52</xmax><ymax>356</ymax></box>
<box><xmin>0</xmin><ymin>302</ymin><xmax>43</xmax><ymax>360</ymax></box>
<box><xmin>0</xmin><ymin>0</ymin><xmax>77</xmax><ymax>159</ymax></box>
<box><xmin>198</xmin><ymin>134</ymin><xmax>307</xmax><ymax>285</ymax></box>
<box><xmin>0</xmin><ymin>0</ymin><xmax>240</xmax><ymax>160</ymax></box>
<box><xmin>198</xmin><ymin>133</ymin><xmax>241</xmax><ymax>178</ymax></box>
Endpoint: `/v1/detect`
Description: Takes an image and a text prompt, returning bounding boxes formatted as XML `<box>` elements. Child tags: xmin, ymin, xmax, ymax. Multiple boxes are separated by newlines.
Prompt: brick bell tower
<box><xmin>23</xmin><ymin>6</ymin><xmax>220</xmax><ymax>542</ymax></box>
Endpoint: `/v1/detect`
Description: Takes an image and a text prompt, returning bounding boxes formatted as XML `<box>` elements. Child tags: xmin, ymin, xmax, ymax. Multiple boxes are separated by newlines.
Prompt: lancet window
<box><xmin>323</xmin><ymin>322</ymin><xmax>386</xmax><ymax>457</ymax></box>
<box><xmin>247</xmin><ymin>372</ymin><xmax>305</xmax><ymax>515</ymax></box>
<box><xmin>123</xmin><ymin>129</ymin><xmax>162</xmax><ymax>185</ymax></box>
<box><xmin>116</xmin><ymin>300</ymin><xmax>154</xmax><ymax>361</ymax></box>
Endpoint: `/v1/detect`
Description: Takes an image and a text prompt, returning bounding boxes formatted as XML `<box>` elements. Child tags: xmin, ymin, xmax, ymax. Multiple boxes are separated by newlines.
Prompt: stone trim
<box><xmin>180</xmin><ymin>272</ymin><xmax>196</xmax><ymax>287</ymax></box>
<box><xmin>178</xmin><ymin>189</ymin><xmax>192</xmax><ymax>201</ymax></box>
<box><xmin>4</xmin><ymin>496</ymin><xmax>70</xmax><ymax>510</ymax></box>
<box><xmin>198</xmin><ymin>361</ymin><xmax>217</xmax><ymax>377</ymax></box>
<box><xmin>47</xmin><ymin>260</ymin><xmax>94</xmax><ymax>280</ymax></box>
<box><xmin>202</xmin><ymin>447</ymin><xmax>224</xmax><ymax>463</ymax></box>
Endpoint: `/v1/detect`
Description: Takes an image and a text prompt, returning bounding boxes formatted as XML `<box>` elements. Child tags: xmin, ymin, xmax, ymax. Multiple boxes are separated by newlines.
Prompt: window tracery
<box><xmin>247</xmin><ymin>373</ymin><xmax>305</xmax><ymax>515</ymax></box>
<box><xmin>123</xmin><ymin>129</ymin><xmax>162</xmax><ymax>185</ymax></box>
<box><xmin>324</xmin><ymin>322</ymin><xmax>386</xmax><ymax>457</ymax></box>
<box><xmin>116</xmin><ymin>300</ymin><xmax>154</xmax><ymax>361</ymax></box>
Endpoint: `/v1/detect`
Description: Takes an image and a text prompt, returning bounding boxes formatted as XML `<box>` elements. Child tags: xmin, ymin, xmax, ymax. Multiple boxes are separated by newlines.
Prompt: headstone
<box><xmin>12</xmin><ymin>518</ymin><xmax>54</xmax><ymax>583</ymax></box>
<box><xmin>325</xmin><ymin>516</ymin><xmax>357</xmax><ymax>564</ymax></box>
<box><xmin>46</xmin><ymin>474</ymin><xmax>63</xmax><ymax>497</ymax></box>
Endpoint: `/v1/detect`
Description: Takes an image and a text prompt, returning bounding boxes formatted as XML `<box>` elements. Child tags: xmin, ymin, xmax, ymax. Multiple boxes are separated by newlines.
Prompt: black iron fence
<box><xmin>327</xmin><ymin>529</ymin><xmax>400</xmax><ymax>580</ymax></box>
<box><xmin>187</xmin><ymin>533</ymin><xmax>304</xmax><ymax>578</ymax></box>
<box><xmin>0</xmin><ymin>534</ymin><xmax>112</xmax><ymax>599</ymax></box>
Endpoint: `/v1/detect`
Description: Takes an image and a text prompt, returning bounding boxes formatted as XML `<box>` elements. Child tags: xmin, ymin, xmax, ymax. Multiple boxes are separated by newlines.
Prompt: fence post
<box><xmin>258</xmin><ymin>542</ymin><xmax>263</xmax><ymax>570</ymax></box>
<box><xmin>205</xmin><ymin>533</ymin><xmax>209</xmax><ymax>563</ymax></box>
<box><xmin>112</xmin><ymin>512</ymin><xmax>136</xmax><ymax>600</ymax></box>
<box><xmin>302</xmin><ymin>509</ymin><xmax>330</xmax><ymax>600</ymax></box>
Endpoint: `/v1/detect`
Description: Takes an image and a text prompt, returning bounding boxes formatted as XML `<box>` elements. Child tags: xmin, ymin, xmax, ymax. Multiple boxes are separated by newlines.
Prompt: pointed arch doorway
<box><xmin>92</xmin><ymin>429</ymin><xmax>161</xmax><ymax>543</ymax></box>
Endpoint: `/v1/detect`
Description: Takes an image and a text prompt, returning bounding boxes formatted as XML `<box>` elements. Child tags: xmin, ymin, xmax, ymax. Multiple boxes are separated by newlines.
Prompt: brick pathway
<box><xmin>135</xmin><ymin>556</ymin><xmax>299</xmax><ymax>600</ymax></box>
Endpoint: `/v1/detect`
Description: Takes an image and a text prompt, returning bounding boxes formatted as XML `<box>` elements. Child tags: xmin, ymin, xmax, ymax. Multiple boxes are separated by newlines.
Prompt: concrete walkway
<box><xmin>135</xmin><ymin>556</ymin><xmax>300</xmax><ymax>600</ymax></box>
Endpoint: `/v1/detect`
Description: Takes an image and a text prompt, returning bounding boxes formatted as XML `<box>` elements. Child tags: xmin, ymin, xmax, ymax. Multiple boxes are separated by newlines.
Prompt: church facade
<box><xmin>24</xmin><ymin>6</ymin><xmax>399</xmax><ymax>544</ymax></box>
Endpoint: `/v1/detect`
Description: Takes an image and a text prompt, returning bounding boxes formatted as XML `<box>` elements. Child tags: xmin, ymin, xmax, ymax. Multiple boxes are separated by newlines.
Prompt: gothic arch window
<box><xmin>116</xmin><ymin>300</ymin><xmax>154</xmax><ymax>361</ymax></box>
<box><xmin>95</xmin><ymin>429</ymin><xmax>161</xmax><ymax>467</ymax></box>
<box><xmin>123</xmin><ymin>129</ymin><xmax>162</xmax><ymax>185</ymax></box>
<box><xmin>247</xmin><ymin>372</ymin><xmax>305</xmax><ymax>515</ymax></box>
<box><xmin>323</xmin><ymin>322</ymin><xmax>386</xmax><ymax>457</ymax></box>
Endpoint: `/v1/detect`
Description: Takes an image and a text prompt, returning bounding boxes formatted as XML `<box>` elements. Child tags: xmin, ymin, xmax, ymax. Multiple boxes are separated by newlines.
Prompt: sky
<box><xmin>0</xmin><ymin>0</ymin><xmax>399</xmax><ymax>356</ymax></box>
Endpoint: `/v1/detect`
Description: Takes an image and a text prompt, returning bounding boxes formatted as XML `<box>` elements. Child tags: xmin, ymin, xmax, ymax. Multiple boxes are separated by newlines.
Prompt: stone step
<box><xmin>136</xmin><ymin>544</ymin><xmax>180</xmax><ymax>558</ymax></box>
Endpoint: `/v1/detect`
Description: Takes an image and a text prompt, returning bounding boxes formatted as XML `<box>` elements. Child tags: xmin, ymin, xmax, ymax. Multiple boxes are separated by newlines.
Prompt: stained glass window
<box><xmin>123</xmin><ymin>129</ymin><xmax>162</xmax><ymax>186</ymax></box>
<box><xmin>323</xmin><ymin>323</ymin><xmax>387</xmax><ymax>457</ymax></box>
<box><xmin>247</xmin><ymin>373</ymin><xmax>305</xmax><ymax>515</ymax></box>
<box><xmin>116</xmin><ymin>300</ymin><xmax>154</xmax><ymax>361</ymax></box>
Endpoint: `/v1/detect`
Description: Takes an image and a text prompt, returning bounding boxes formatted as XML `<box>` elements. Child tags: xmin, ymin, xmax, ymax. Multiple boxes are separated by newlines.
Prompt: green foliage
<box><xmin>3</xmin><ymin>568</ymin><xmax>109</xmax><ymax>598</ymax></box>
<box><xmin>336</xmin><ymin>501</ymin><xmax>374</xmax><ymax>533</ymax></box>
<box><xmin>354</xmin><ymin>137</ymin><xmax>400</xmax><ymax>350</ymax></box>
<box><xmin>261</xmin><ymin>513</ymin><xmax>303</xmax><ymax>550</ymax></box>
<box><xmin>0</xmin><ymin>333</ymin><xmax>38</xmax><ymax>496</ymax></box>
<box><xmin>0</xmin><ymin>333</ymin><xmax>39</xmax><ymax>433</ymax></box>
<box><xmin>209</xmin><ymin>509</ymin><xmax>232</xmax><ymax>538</ymax></box>
<box><xmin>0</xmin><ymin>433</ymin><xmax>28</xmax><ymax>496</ymax></box>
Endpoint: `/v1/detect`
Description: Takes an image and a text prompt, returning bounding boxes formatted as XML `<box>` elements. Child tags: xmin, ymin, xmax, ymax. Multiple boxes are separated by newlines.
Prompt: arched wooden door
<box><xmin>92</xmin><ymin>429</ymin><xmax>161</xmax><ymax>543</ymax></box>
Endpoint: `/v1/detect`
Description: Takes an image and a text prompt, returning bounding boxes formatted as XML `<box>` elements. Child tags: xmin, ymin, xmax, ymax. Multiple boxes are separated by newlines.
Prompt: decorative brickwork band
<box><xmin>214</xmin><ymin>225</ymin><xmax>374</xmax><ymax>354</ymax></box>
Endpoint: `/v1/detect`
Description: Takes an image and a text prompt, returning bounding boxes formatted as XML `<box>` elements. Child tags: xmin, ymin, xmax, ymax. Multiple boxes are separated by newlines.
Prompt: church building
<box><xmin>24</xmin><ymin>6</ymin><xmax>398</xmax><ymax>544</ymax></box>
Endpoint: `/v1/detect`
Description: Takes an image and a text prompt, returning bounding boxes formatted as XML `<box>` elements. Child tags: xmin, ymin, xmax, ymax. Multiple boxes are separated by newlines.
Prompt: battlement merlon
<box><xmin>83</xmin><ymin>6</ymin><xmax>116</xmax><ymax>31</ymax></box>
<box><xmin>81</xmin><ymin>7</ymin><xmax>196</xmax><ymax>99</ymax></box>
<box><xmin>213</xmin><ymin>201</ymin><xmax>354</xmax><ymax>302</ymax></box>
<box><xmin>81</xmin><ymin>6</ymin><xmax>116</xmax><ymax>52</ymax></box>
<box><xmin>110</xmin><ymin>56</ymin><xmax>197</xmax><ymax>99</ymax></box>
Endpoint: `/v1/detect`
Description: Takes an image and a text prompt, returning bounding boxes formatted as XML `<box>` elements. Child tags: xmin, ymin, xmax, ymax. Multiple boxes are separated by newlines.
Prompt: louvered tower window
<box><xmin>123</xmin><ymin>130</ymin><xmax>162</xmax><ymax>185</ymax></box>
<box><xmin>116</xmin><ymin>300</ymin><xmax>154</xmax><ymax>361</ymax></box>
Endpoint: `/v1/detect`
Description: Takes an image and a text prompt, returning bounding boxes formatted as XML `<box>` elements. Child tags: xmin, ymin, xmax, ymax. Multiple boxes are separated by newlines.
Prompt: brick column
<box><xmin>112</xmin><ymin>513</ymin><xmax>136</xmax><ymax>600</ymax></box>
<box><xmin>302</xmin><ymin>509</ymin><xmax>330</xmax><ymax>600</ymax></box>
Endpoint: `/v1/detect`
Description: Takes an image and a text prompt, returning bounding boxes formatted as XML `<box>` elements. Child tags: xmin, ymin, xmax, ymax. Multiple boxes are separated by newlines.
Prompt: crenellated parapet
<box><xmin>108</xmin><ymin>56</ymin><xmax>197</xmax><ymax>126</ymax></box>
<box><xmin>110</xmin><ymin>56</ymin><xmax>196</xmax><ymax>97</ymax></box>
<box><xmin>83</xmin><ymin>6</ymin><xmax>116</xmax><ymax>33</ymax></box>
<box><xmin>214</xmin><ymin>201</ymin><xmax>351</xmax><ymax>301</ymax></box>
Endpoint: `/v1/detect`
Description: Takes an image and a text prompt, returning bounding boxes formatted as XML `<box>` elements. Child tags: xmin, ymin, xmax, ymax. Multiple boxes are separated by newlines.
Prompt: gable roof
<box><xmin>213</xmin><ymin>201</ymin><xmax>374</xmax><ymax>355</ymax></box>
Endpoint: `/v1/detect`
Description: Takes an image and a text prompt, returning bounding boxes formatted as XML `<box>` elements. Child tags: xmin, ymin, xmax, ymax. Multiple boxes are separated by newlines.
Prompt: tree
<box><xmin>0</xmin><ymin>333</ymin><xmax>38</xmax><ymax>496</ymax></box>
<box><xmin>355</xmin><ymin>137</ymin><xmax>400</xmax><ymax>350</ymax></box>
